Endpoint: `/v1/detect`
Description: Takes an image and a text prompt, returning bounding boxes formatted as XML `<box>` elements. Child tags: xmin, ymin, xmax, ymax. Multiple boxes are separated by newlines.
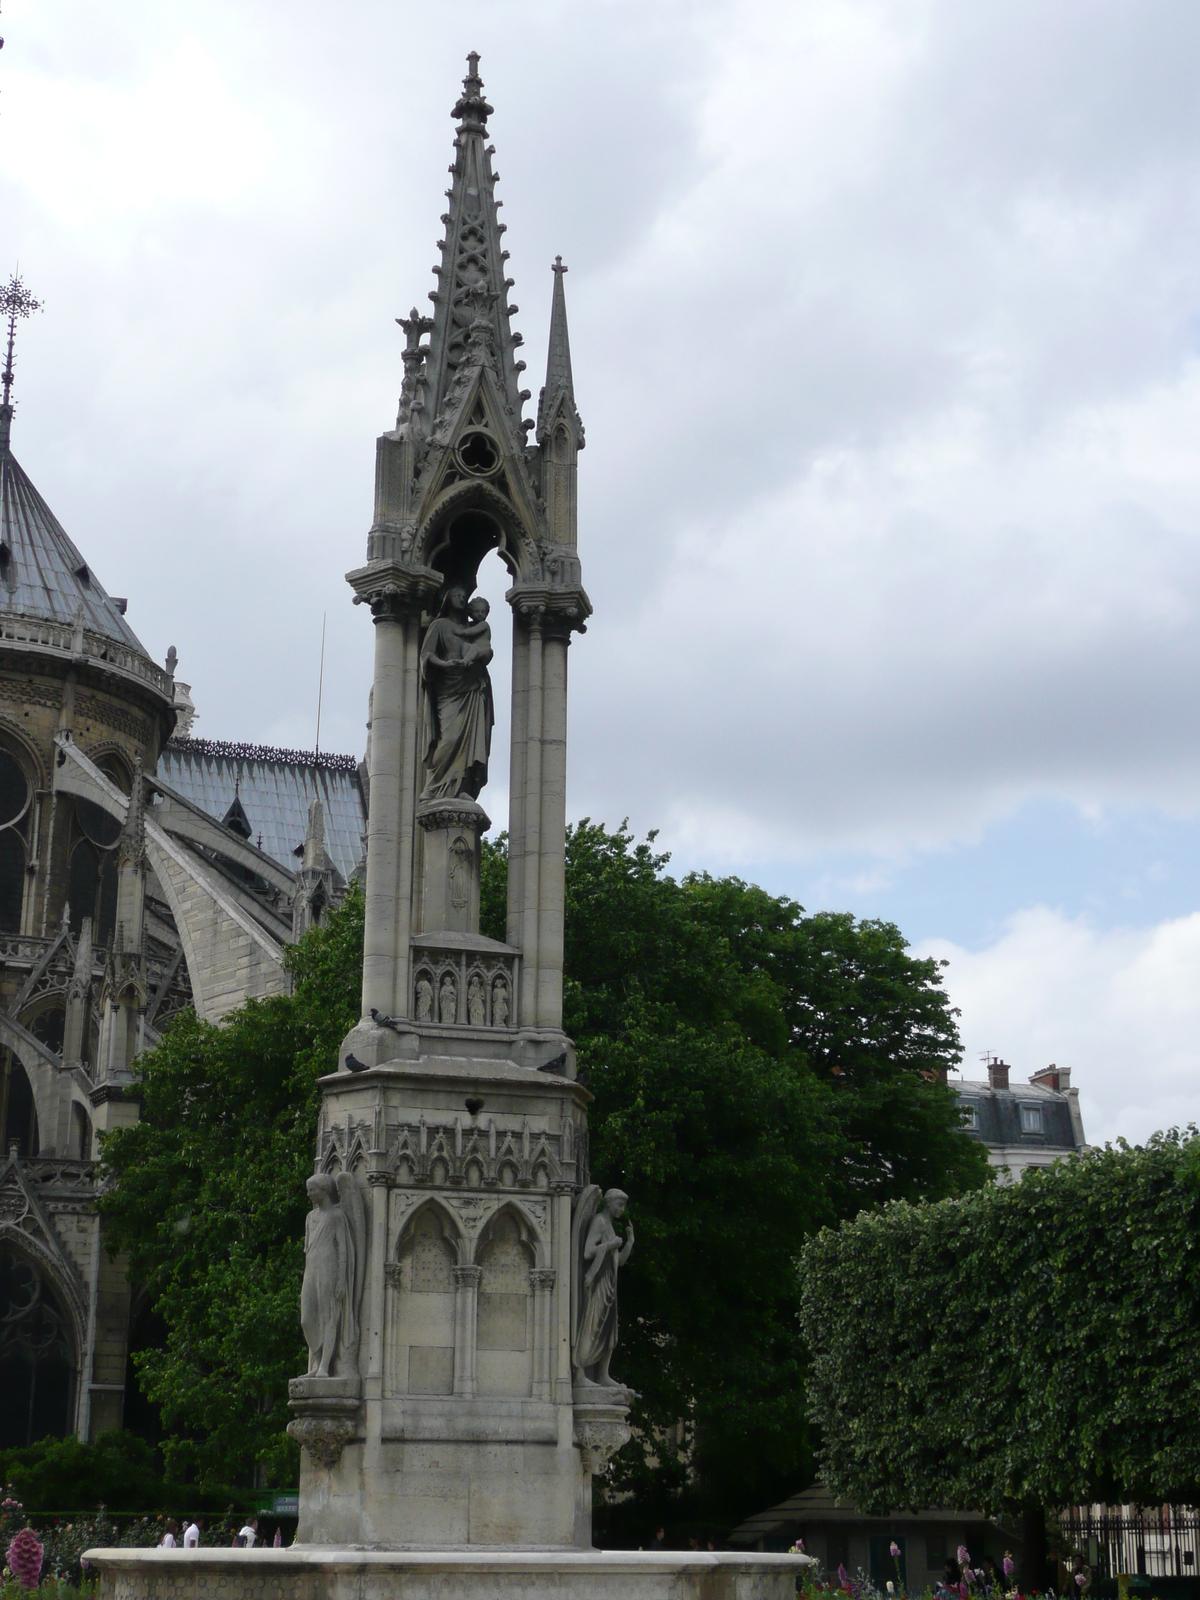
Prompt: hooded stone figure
<box><xmin>420</xmin><ymin>584</ymin><xmax>494</xmax><ymax>800</ymax></box>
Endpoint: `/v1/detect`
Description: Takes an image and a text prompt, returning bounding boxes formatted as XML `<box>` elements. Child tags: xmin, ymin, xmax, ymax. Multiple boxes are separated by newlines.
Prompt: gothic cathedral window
<box><xmin>0</xmin><ymin>746</ymin><xmax>32</xmax><ymax>934</ymax></box>
<box><xmin>68</xmin><ymin>797</ymin><xmax>121</xmax><ymax>943</ymax></box>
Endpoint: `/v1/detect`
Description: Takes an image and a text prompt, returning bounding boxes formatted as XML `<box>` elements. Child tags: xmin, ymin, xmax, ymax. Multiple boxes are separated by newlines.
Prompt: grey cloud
<box><xmin>4</xmin><ymin>0</ymin><xmax>1200</xmax><ymax>868</ymax></box>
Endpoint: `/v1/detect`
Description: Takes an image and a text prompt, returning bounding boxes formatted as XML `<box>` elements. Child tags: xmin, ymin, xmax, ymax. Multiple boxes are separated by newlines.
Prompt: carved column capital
<box><xmin>508</xmin><ymin>582</ymin><xmax>592</xmax><ymax>636</ymax></box>
<box><xmin>347</xmin><ymin>559</ymin><xmax>442</xmax><ymax>622</ymax></box>
<box><xmin>530</xmin><ymin>1267</ymin><xmax>557</xmax><ymax>1291</ymax></box>
<box><xmin>453</xmin><ymin>1264</ymin><xmax>482</xmax><ymax>1287</ymax></box>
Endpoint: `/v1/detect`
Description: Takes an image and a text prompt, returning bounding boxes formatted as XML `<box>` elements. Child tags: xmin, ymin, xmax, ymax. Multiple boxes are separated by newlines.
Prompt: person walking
<box><xmin>183</xmin><ymin>1518</ymin><xmax>202</xmax><ymax>1548</ymax></box>
<box><xmin>237</xmin><ymin>1517</ymin><xmax>259</xmax><ymax>1549</ymax></box>
<box><xmin>159</xmin><ymin>1519</ymin><xmax>179</xmax><ymax>1549</ymax></box>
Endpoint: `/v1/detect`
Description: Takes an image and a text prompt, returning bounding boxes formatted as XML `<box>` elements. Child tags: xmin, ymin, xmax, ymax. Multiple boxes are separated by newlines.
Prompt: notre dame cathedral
<box><xmin>0</xmin><ymin>350</ymin><xmax>367</xmax><ymax>1447</ymax></box>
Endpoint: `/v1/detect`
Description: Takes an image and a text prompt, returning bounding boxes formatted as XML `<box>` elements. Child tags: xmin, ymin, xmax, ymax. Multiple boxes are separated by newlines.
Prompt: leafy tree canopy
<box><xmin>531</xmin><ymin>822</ymin><xmax>986</xmax><ymax>1519</ymax></box>
<box><xmin>98</xmin><ymin>887</ymin><xmax>364</xmax><ymax>1488</ymax></box>
<box><xmin>101</xmin><ymin>823</ymin><xmax>985</xmax><ymax>1521</ymax></box>
<box><xmin>799</xmin><ymin>1132</ymin><xmax>1200</xmax><ymax>1529</ymax></box>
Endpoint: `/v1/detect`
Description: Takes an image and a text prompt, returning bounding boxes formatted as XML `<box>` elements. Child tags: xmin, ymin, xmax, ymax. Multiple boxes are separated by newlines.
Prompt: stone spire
<box><xmin>537</xmin><ymin>259</ymin><xmax>584</xmax><ymax>549</ymax></box>
<box><xmin>421</xmin><ymin>52</ymin><xmax>530</xmax><ymax>440</ymax></box>
<box><xmin>536</xmin><ymin>257</ymin><xmax>584</xmax><ymax>450</ymax></box>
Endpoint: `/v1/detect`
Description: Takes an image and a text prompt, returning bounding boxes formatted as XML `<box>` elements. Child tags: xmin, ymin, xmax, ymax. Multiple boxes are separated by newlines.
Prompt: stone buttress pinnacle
<box><xmin>537</xmin><ymin>257</ymin><xmax>584</xmax><ymax>447</ymax></box>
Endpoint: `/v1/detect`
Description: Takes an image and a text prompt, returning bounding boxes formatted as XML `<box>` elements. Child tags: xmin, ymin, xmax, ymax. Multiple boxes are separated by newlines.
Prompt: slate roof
<box><xmin>955</xmin><ymin>1078</ymin><xmax>1080</xmax><ymax>1153</ymax></box>
<box><xmin>0</xmin><ymin>434</ymin><xmax>151</xmax><ymax>655</ymax></box>
<box><xmin>156</xmin><ymin>740</ymin><xmax>366</xmax><ymax>882</ymax></box>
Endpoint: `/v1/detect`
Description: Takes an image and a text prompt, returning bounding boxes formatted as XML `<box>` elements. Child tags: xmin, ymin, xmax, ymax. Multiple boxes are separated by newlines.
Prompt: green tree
<box><xmin>798</xmin><ymin>1133</ymin><xmax>1200</xmax><ymax>1582</ymax></box>
<box><xmin>557</xmin><ymin>821</ymin><xmax>987</xmax><ymax>1522</ymax></box>
<box><xmin>98</xmin><ymin>887</ymin><xmax>364</xmax><ymax>1490</ymax></box>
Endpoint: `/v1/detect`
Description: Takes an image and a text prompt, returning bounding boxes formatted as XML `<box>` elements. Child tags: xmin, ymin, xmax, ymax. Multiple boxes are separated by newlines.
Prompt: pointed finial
<box><xmin>553</xmin><ymin>255</ymin><xmax>567</xmax><ymax>277</ymax></box>
<box><xmin>0</xmin><ymin>272</ymin><xmax>42</xmax><ymax>451</ymax></box>
<box><xmin>452</xmin><ymin>50</ymin><xmax>492</xmax><ymax>131</ymax></box>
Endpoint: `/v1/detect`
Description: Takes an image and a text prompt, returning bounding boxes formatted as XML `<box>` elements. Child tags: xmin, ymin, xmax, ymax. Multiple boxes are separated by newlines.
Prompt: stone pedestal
<box><xmin>288</xmin><ymin>1376</ymin><xmax>363</xmax><ymax>1470</ymax></box>
<box><xmin>416</xmin><ymin>799</ymin><xmax>490</xmax><ymax>937</ymax></box>
<box><xmin>296</xmin><ymin>1053</ymin><xmax>607</xmax><ymax>1549</ymax></box>
<box><xmin>83</xmin><ymin>1547</ymin><xmax>809</xmax><ymax>1600</ymax></box>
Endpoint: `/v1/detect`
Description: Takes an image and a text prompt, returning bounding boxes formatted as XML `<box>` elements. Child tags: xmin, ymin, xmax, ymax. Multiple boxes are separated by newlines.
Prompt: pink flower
<box><xmin>838</xmin><ymin>1564</ymin><xmax>850</xmax><ymax>1589</ymax></box>
<box><xmin>891</xmin><ymin>1543</ymin><xmax>901</xmax><ymax>1559</ymax></box>
<box><xmin>1004</xmin><ymin>1558</ymin><xmax>1016</xmax><ymax>1580</ymax></box>
<box><xmin>7</xmin><ymin>1528</ymin><xmax>44</xmax><ymax>1590</ymax></box>
<box><xmin>1074</xmin><ymin>1577</ymin><xmax>1085</xmax><ymax>1590</ymax></box>
<box><xmin>958</xmin><ymin>1548</ymin><xmax>971</xmax><ymax>1568</ymax></box>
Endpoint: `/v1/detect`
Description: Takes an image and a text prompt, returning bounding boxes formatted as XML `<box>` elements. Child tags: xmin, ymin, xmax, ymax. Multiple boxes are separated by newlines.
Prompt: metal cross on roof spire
<box><xmin>1</xmin><ymin>272</ymin><xmax>43</xmax><ymax>412</ymax></box>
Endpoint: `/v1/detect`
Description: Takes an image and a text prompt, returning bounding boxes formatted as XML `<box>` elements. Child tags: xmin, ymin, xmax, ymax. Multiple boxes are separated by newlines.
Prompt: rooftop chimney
<box><xmin>1029</xmin><ymin>1064</ymin><xmax>1064</xmax><ymax>1092</ymax></box>
<box><xmin>987</xmin><ymin>1057</ymin><xmax>1010</xmax><ymax>1090</ymax></box>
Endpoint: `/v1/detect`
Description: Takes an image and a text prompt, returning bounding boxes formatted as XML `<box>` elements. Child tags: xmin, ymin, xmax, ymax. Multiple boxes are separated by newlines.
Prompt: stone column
<box><xmin>361</xmin><ymin>596</ymin><xmax>407</xmax><ymax>1019</ymax></box>
<box><xmin>453</xmin><ymin>1265</ymin><xmax>481</xmax><ymax>1398</ymax></box>
<box><xmin>364</xmin><ymin>1171</ymin><xmax>389</xmax><ymax>1405</ymax></box>
<box><xmin>553</xmin><ymin>1186</ymin><xmax>573</xmax><ymax>1403</ymax></box>
<box><xmin>536</xmin><ymin>624</ymin><xmax>571</xmax><ymax>1029</ymax></box>
<box><xmin>348</xmin><ymin>566</ymin><xmax>441</xmax><ymax>1026</ymax></box>
<box><xmin>506</xmin><ymin>607</ymin><xmax>529</xmax><ymax>949</ymax></box>
<box><xmin>517</xmin><ymin>611</ymin><xmax>544</xmax><ymax>1027</ymax></box>
<box><xmin>530</xmin><ymin>1267</ymin><xmax>557</xmax><ymax>1401</ymax></box>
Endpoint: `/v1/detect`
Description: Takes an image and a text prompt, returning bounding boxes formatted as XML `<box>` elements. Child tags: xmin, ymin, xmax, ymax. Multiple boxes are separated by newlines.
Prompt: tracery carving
<box><xmin>382</xmin><ymin>1116</ymin><xmax>572</xmax><ymax>1196</ymax></box>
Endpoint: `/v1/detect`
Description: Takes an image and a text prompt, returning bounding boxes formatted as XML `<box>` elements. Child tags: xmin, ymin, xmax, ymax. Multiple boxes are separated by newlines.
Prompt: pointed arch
<box><xmin>393</xmin><ymin>1195</ymin><xmax>465</xmax><ymax>1266</ymax></box>
<box><xmin>477</xmin><ymin>1197</ymin><xmax>546</xmax><ymax>1267</ymax></box>
<box><xmin>0</xmin><ymin>1013</ymin><xmax>59</xmax><ymax>1154</ymax></box>
<box><xmin>415</xmin><ymin>478</ymin><xmax>541</xmax><ymax>585</ymax></box>
<box><xmin>0</xmin><ymin>1232</ymin><xmax>82</xmax><ymax>1446</ymax></box>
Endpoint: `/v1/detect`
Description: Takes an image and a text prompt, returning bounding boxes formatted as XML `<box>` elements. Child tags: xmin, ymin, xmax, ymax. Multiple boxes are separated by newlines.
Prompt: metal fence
<box><xmin>1059</xmin><ymin>1506</ymin><xmax>1200</xmax><ymax>1580</ymax></box>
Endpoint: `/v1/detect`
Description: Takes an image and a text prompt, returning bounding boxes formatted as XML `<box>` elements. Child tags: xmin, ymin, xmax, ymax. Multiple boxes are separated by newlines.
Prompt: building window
<box><xmin>961</xmin><ymin>1103</ymin><xmax>978</xmax><ymax>1130</ymax></box>
<box><xmin>1020</xmin><ymin>1103</ymin><xmax>1043</xmax><ymax>1134</ymax></box>
<box><xmin>0</xmin><ymin>746</ymin><xmax>32</xmax><ymax>934</ymax></box>
<box><xmin>68</xmin><ymin>797</ymin><xmax>121</xmax><ymax>942</ymax></box>
<box><xmin>0</xmin><ymin>1049</ymin><xmax>38</xmax><ymax>1157</ymax></box>
<box><xmin>0</xmin><ymin>1244</ymin><xmax>75</xmax><ymax>1446</ymax></box>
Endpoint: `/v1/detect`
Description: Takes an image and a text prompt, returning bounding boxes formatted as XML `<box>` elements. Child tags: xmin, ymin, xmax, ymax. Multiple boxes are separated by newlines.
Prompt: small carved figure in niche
<box><xmin>492</xmin><ymin>977</ymin><xmax>509</xmax><ymax>1028</ymax></box>
<box><xmin>415</xmin><ymin>976</ymin><xmax>433</xmax><ymax>1022</ymax></box>
<box><xmin>448</xmin><ymin>834</ymin><xmax>472</xmax><ymax>910</ymax></box>
<box><xmin>572</xmin><ymin>1185</ymin><xmax>634</xmax><ymax>1388</ymax></box>
<box><xmin>467</xmin><ymin>973</ymin><xmax>485</xmax><ymax>1026</ymax></box>
<box><xmin>439</xmin><ymin>972</ymin><xmax>457</xmax><ymax>1024</ymax></box>
<box><xmin>301</xmin><ymin>1172</ymin><xmax>367</xmax><ymax>1378</ymax></box>
<box><xmin>420</xmin><ymin>586</ymin><xmax>494</xmax><ymax>801</ymax></box>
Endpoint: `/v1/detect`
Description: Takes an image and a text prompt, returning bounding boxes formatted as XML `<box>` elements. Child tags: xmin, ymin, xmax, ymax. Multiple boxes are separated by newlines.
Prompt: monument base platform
<box><xmin>84</xmin><ymin>1546</ymin><xmax>806</xmax><ymax>1600</ymax></box>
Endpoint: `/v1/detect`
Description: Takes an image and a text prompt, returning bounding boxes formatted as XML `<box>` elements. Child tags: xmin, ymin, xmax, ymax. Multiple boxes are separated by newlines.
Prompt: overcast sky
<box><xmin>3</xmin><ymin>0</ymin><xmax>1200</xmax><ymax>1147</ymax></box>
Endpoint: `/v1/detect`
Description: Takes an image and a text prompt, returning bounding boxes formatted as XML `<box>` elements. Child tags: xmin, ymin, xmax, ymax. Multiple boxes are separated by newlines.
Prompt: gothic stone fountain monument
<box><xmin>87</xmin><ymin>56</ymin><xmax>803</xmax><ymax>1600</ymax></box>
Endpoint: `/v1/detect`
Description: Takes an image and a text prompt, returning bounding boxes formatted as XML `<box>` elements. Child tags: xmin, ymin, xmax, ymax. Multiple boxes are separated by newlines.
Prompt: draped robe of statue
<box><xmin>301</xmin><ymin>1173</ymin><xmax>365</xmax><ymax>1378</ymax></box>
<box><xmin>420</xmin><ymin>594</ymin><xmax>494</xmax><ymax>801</ymax></box>
<box><xmin>572</xmin><ymin>1201</ymin><xmax>634</xmax><ymax>1385</ymax></box>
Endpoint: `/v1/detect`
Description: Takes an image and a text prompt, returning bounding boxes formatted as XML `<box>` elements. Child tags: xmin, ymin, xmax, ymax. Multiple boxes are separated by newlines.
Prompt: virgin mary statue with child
<box><xmin>420</xmin><ymin>584</ymin><xmax>494</xmax><ymax>801</ymax></box>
